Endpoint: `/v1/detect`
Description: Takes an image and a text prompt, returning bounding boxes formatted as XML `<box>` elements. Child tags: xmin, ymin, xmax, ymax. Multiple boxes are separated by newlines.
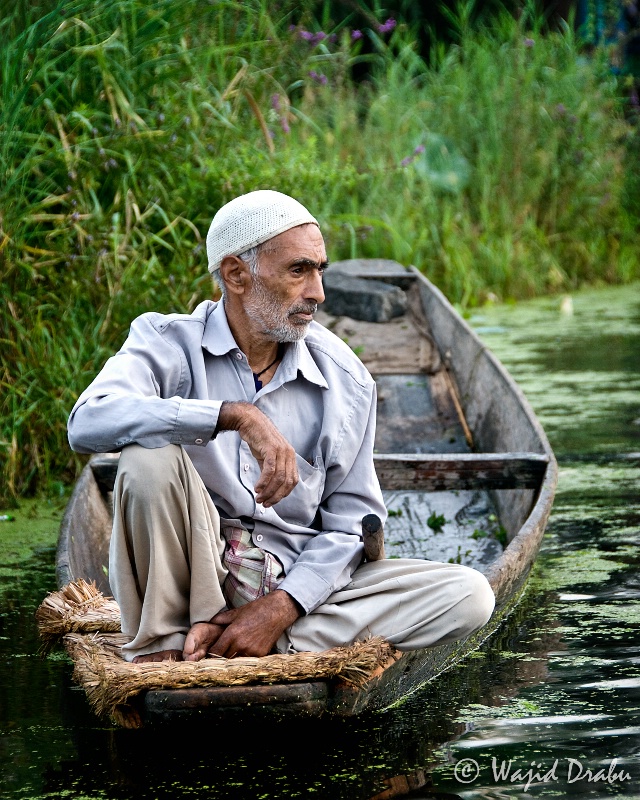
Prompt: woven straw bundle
<box><xmin>35</xmin><ymin>578</ymin><xmax>121</xmax><ymax>650</ymax></box>
<box><xmin>36</xmin><ymin>580</ymin><xmax>397</xmax><ymax>727</ymax></box>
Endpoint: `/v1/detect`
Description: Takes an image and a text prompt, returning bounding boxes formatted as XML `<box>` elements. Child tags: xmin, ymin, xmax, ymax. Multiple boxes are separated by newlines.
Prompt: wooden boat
<box><xmin>53</xmin><ymin>260</ymin><xmax>557</xmax><ymax>725</ymax></box>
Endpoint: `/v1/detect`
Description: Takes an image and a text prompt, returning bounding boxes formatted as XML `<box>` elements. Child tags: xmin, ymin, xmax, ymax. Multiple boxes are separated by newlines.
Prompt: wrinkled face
<box><xmin>243</xmin><ymin>224</ymin><xmax>327</xmax><ymax>342</ymax></box>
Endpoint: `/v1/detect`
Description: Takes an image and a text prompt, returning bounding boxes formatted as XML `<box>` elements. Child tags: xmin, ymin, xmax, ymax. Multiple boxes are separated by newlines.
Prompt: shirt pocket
<box><xmin>275</xmin><ymin>452</ymin><xmax>325</xmax><ymax>527</ymax></box>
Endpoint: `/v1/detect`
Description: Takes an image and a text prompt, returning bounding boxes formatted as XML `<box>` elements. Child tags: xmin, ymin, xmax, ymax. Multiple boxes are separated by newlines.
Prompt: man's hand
<box><xmin>183</xmin><ymin>590</ymin><xmax>302</xmax><ymax>661</ymax></box>
<box><xmin>217</xmin><ymin>401</ymin><xmax>298</xmax><ymax>507</ymax></box>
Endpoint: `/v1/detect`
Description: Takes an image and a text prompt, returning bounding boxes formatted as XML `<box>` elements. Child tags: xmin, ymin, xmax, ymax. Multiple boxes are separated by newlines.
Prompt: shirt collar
<box><xmin>201</xmin><ymin>301</ymin><xmax>239</xmax><ymax>356</ymax></box>
<box><xmin>287</xmin><ymin>338</ymin><xmax>329</xmax><ymax>389</ymax></box>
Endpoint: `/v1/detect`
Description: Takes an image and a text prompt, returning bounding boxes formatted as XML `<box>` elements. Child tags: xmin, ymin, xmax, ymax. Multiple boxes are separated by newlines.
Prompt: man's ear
<box><xmin>219</xmin><ymin>255</ymin><xmax>251</xmax><ymax>295</ymax></box>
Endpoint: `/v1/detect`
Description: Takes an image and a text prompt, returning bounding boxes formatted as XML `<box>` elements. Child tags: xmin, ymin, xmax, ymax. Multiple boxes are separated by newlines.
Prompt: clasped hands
<box><xmin>183</xmin><ymin>589</ymin><xmax>301</xmax><ymax>661</ymax></box>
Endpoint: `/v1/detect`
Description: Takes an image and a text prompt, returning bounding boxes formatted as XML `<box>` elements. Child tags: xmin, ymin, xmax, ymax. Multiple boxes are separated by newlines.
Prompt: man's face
<box><xmin>243</xmin><ymin>223</ymin><xmax>327</xmax><ymax>342</ymax></box>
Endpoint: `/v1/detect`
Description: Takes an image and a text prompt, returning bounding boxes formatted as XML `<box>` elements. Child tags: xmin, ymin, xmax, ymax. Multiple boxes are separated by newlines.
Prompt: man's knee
<box><xmin>456</xmin><ymin>566</ymin><xmax>495</xmax><ymax>637</ymax></box>
<box><xmin>117</xmin><ymin>443</ymin><xmax>184</xmax><ymax>501</ymax></box>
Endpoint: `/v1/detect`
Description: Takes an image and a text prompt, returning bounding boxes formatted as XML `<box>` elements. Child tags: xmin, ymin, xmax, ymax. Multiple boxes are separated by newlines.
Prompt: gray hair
<box><xmin>212</xmin><ymin>242</ymin><xmax>272</xmax><ymax>297</ymax></box>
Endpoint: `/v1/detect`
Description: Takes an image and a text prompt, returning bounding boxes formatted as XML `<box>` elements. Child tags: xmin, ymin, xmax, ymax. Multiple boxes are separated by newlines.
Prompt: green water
<box><xmin>0</xmin><ymin>284</ymin><xmax>638</xmax><ymax>799</ymax></box>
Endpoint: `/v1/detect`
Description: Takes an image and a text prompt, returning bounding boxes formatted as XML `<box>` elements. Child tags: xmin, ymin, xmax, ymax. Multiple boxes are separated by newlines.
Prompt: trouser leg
<box><xmin>109</xmin><ymin>444</ymin><xmax>228</xmax><ymax>662</ymax></box>
<box><xmin>278</xmin><ymin>559</ymin><xmax>495</xmax><ymax>654</ymax></box>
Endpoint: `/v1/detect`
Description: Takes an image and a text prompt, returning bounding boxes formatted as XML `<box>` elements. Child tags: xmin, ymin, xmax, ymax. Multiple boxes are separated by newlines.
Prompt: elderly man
<box><xmin>68</xmin><ymin>190</ymin><xmax>494</xmax><ymax>664</ymax></box>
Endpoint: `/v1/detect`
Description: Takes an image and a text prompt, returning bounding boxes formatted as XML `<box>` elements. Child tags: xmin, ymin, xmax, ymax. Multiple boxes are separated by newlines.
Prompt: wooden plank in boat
<box><xmin>375</xmin><ymin>452</ymin><xmax>549</xmax><ymax>490</ymax></box>
<box><xmin>330</xmin><ymin>258</ymin><xmax>416</xmax><ymax>289</ymax></box>
<box><xmin>315</xmin><ymin>312</ymin><xmax>439</xmax><ymax>375</ymax></box>
<box><xmin>90</xmin><ymin>451</ymin><xmax>548</xmax><ymax>494</ymax></box>
<box><xmin>145</xmin><ymin>681</ymin><xmax>328</xmax><ymax>717</ymax></box>
<box><xmin>375</xmin><ymin>374</ymin><xmax>469</xmax><ymax>454</ymax></box>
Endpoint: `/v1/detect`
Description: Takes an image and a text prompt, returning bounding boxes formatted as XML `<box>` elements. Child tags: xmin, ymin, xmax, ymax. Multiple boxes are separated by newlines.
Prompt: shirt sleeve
<box><xmin>67</xmin><ymin>313</ymin><xmax>221</xmax><ymax>453</ymax></box>
<box><xmin>277</xmin><ymin>380</ymin><xmax>387</xmax><ymax>613</ymax></box>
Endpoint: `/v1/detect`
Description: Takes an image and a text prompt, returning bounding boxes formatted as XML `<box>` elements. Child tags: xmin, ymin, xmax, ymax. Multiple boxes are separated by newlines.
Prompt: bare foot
<box><xmin>132</xmin><ymin>649</ymin><xmax>183</xmax><ymax>664</ymax></box>
<box><xmin>183</xmin><ymin>621</ymin><xmax>225</xmax><ymax>662</ymax></box>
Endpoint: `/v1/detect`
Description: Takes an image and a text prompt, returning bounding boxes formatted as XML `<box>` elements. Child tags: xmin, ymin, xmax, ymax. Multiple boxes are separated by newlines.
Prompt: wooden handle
<box><xmin>362</xmin><ymin>514</ymin><xmax>385</xmax><ymax>561</ymax></box>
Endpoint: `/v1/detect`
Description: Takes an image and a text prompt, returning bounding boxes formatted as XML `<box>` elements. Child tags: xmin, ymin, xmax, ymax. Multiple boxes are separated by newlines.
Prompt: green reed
<box><xmin>1</xmin><ymin>0</ymin><xmax>638</xmax><ymax>499</ymax></box>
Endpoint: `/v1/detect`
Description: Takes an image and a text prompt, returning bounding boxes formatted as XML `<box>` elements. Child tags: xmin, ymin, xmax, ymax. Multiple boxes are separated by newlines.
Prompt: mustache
<box><xmin>288</xmin><ymin>303</ymin><xmax>318</xmax><ymax>316</ymax></box>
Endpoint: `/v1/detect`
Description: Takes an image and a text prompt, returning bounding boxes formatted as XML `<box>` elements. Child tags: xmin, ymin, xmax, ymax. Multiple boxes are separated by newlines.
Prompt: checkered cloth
<box><xmin>221</xmin><ymin>525</ymin><xmax>284</xmax><ymax>608</ymax></box>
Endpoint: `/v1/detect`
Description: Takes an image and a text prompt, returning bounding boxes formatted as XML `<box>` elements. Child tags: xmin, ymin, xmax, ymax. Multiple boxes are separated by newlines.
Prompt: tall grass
<box><xmin>1</xmin><ymin>0</ymin><xmax>638</xmax><ymax>500</ymax></box>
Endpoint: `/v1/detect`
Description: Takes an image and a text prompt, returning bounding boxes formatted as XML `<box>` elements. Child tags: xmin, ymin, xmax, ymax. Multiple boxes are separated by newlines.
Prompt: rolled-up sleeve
<box><xmin>278</xmin><ymin>381</ymin><xmax>387</xmax><ymax>613</ymax></box>
<box><xmin>68</xmin><ymin>314</ymin><xmax>220</xmax><ymax>453</ymax></box>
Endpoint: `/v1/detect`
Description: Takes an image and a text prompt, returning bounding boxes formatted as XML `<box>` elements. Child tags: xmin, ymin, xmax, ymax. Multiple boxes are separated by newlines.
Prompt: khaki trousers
<box><xmin>110</xmin><ymin>444</ymin><xmax>495</xmax><ymax>662</ymax></box>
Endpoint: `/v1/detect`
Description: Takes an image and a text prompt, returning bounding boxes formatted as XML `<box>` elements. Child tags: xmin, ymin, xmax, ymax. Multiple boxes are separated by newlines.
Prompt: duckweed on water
<box><xmin>538</xmin><ymin>549</ymin><xmax>629</xmax><ymax>592</ymax></box>
<box><xmin>0</xmin><ymin>498</ymin><xmax>62</xmax><ymax>575</ymax></box>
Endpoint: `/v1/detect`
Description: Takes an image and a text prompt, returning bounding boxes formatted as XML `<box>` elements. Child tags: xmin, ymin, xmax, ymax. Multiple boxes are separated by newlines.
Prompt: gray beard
<box><xmin>244</xmin><ymin>277</ymin><xmax>317</xmax><ymax>343</ymax></box>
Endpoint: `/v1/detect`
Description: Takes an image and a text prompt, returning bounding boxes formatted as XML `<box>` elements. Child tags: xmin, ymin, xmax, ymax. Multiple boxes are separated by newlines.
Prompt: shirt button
<box><xmin>195</xmin><ymin>438</ymin><xmax>203</xmax><ymax>445</ymax></box>
<box><xmin>255</xmin><ymin>534</ymin><xmax>264</xmax><ymax>542</ymax></box>
<box><xmin>235</xmin><ymin>352</ymin><xmax>243</xmax><ymax>360</ymax></box>
<box><xmin>243</xmin><ymin>464</ymin><xmax>250</xmax><ymax>472</ymax></box>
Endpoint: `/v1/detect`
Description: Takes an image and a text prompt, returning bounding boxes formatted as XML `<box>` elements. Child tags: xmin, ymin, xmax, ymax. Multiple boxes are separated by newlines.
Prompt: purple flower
<box><xmin>288</xmin><ymin>24</ymin><xmax>296</xmax><ymax>32</ymax></box>
<box><xmin>281</xmin><ymin>117</ymin><xmax>290</xmax><ymax>134</ymax></box>
<box><xmin>309</xmin><ymin>70</ymin><xmax>328</xmax><ymax>85</ymax></box>
<box><xmin>524</xmin><ymin>38</ymin><xmax>535</xmax><ymax>47</ymax></box>
<box><xmin>351</xmin><ymin>29</ymin><xmax>363</xmax><ymax>41</ymax></box>
<box><xmin>300</xmin><ymin>30</ymin><xmax>327</xmax><ymax>45</ymax></box>
<box><xmin>271</xmin><ymin>94</ymin><xmax>281</xmax><ymax>112</ymax></box>
<box><xmin>378</xmin><ymin>18</ymin><xmax>396</xmax><ymax>34</ymax></box>
<box><xmin>71</xmin><ymin>211</ymin><xmax>80</xmax><ymax>221</ymax></box>
<box><xmin>400</xmin><ymin>156</ymin><xmax>412</xmax><ymax>167</ymax></box>
<box><xmin>414</xmin><ymin>144</ymin><xmax>425</xmax><ymax>155</ymax></box>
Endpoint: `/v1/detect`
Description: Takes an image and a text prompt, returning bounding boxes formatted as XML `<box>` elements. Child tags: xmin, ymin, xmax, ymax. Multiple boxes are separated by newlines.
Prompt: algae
<box><xmin>0</xmin><ymin>498</ymin><xmax>63</xmax><ymax>577</ymax></box>
<box><xmin>538</xmin><ymin>549</ymin><xmax>629</xmax><ymax>592</ymax></box>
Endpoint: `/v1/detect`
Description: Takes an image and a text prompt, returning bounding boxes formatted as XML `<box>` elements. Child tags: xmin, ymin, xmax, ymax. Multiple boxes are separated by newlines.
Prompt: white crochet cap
<box><xmin>206</xmin><ymin>190</ymin><xmax>318</xmax><ymax>274</ymax></box>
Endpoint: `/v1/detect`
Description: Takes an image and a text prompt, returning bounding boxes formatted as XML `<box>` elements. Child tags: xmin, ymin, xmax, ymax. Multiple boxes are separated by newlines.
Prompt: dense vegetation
<box><xmin>1</xmin><ymin>0</ymin><xmax>638</xmax><ymax>500</ymax></box>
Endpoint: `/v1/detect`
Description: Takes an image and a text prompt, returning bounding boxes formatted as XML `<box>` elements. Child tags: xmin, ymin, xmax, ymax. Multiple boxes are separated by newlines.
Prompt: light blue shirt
<box><xmin>67</xmin><ymin>300</ymin><xmax>387</xmax><ymax>613</ymax></box>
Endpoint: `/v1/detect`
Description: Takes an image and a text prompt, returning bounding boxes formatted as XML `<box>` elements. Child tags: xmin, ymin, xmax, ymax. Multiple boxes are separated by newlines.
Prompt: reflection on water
<box><xmin>1</xmin><ymin>284</ymin><xmax>638</xmax><ymax>798</ymax></box>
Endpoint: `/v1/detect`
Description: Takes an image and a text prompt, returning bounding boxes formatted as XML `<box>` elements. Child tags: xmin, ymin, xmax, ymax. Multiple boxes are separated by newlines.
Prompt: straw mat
<box><xmin>36</xmin><ymin>580</ymin><xmax>397</xmax><ymax>727</ymax></box>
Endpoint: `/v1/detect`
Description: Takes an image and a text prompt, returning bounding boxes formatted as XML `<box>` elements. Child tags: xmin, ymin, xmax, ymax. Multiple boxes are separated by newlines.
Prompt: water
<box><xmin>0</xmin><ymin>284</ymin><xmax>638</xmax><ymax>799</ymax></box>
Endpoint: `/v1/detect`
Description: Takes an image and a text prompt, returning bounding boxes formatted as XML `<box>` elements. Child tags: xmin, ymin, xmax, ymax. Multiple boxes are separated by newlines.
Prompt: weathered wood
<box><xmin>374</xmin><ymin>452</ymin><xmax>549</xmax><ymax>491</ymax></box>
<box><xmin>91</xmin><ymin>455</ymin><xmax>119</xmax><ymax>493</ymax></box>
<box><xmin>362</xmin><ymin>514</ymin><xmax>385</xmax><ymax>561</ymax></box>
<box><xmin>144</xmin><ymin>681</ymin><xmax>328</xmax><ymax>717</ymax></box>
<box><xmin>330</xmin><ymin>258</ymin><xmax>416</xmax><ymax>289</ymax></box>
<box><xmin>57</xmin><ymin>458</ymin><xmax>113</xmax><ymax>594</ymax></box>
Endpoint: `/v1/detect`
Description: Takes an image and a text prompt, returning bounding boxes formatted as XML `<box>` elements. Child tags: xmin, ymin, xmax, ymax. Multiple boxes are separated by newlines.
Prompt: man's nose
<box><xmin>305</xmin><ymin>269</ymin><xmax>325</xmax><ymax>305</ymax></box>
